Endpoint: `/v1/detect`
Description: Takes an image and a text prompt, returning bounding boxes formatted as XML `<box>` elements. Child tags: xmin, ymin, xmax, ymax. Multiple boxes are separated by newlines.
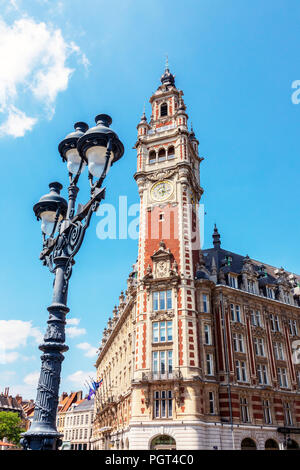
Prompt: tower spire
<box><xmin>213</xmin><ymin>224</ymin><xmax>221</xmax><ymax>249</ymax></box>
<box><xmin>160</xmin><ymin>57</ymin><xmax>175</xmax><ymax>88</ymax></box>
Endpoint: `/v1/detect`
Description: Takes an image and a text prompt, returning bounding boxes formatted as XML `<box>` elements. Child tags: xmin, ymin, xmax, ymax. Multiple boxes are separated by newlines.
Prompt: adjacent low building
<box><xmin>56</xmin><ymin>392</ymin><xmax>94</xmax><ymax>450</ymax></box>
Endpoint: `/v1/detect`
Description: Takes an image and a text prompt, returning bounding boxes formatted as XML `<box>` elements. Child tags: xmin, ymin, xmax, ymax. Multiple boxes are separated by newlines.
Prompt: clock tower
<box><xmin>131</xmin><ymin>64</ymin><xmax>204</xmax><ymax>425</ymax></box>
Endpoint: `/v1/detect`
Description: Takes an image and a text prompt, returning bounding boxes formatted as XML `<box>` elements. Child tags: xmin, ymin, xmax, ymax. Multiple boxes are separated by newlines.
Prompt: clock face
<box><xmin>151</xmin><ymin>180</ymin><xmax>174</xmax><ymax>202</ymax></box>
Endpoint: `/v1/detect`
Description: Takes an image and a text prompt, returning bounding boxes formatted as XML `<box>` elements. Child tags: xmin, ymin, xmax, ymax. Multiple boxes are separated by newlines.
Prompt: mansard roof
<box><xmin>202</xmin><ymin>246</ymin><xmax>300</xmax><ymax>284</ymax></box>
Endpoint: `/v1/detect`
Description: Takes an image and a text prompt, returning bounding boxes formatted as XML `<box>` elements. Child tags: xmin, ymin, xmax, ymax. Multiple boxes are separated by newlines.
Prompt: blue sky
<box><xmin>0</xmin><ymin>0</ymin><xmax>299</xmax><ymax>399</ymax></box>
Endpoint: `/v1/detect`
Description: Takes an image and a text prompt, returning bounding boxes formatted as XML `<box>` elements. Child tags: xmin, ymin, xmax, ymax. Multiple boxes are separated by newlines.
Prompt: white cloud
<box><xmin>0</xmin><ymin>351</ymin><xmax>19</xmax><ymax>364</ymax></box>
<box><xmin>67</xmin><ymin>370</ymin><xmax>95</xmax><ymax>388</ymax></box>
<box><xmin>0</xmin><ymin>106</ymin><xmax>37</xmax><ymax>137</ymax></box>
<box><xmin>0</xmin><ymin>320</ymin><xmax>42</xmax><ymax>350</ymax></box>
<box><xmin>0</xmin><ymin>15</ymin><xmax>88</xmax><ymax>137</ymax></box>
<box><xmin>66</xmin><ymin>326</ymin><xmax>86</xmax><ymax>338</ymax></box>
<box><xmin>66</xmin><ymin>318</ymin><xmax>80</xmax><ymax>326</ymax></box>
<box><xmin>0</xmin><ymin>320</ymin><xmax>42</xmax><ymax>364</ymax></box>
<box><xmin>24</xmin><ymin>371</ymin><xmax>39</xmax><ymax>387</ymax></box>
<box><xmin>77</xmin><ymin>342</ymin><xmax>98</xmax><ymax>358</ymax></box>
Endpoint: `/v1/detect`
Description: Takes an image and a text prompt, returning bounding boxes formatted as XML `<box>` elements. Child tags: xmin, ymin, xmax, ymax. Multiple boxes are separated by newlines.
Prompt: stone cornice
<box><xmin>95</xmin><ymin>293</ymin><xmax>136</xmax><ymax>368</ymax></box>
<box><xmin>213</xmin><ymin>284</ymin><xmax>300</xmax><ymax>311</ymax></box>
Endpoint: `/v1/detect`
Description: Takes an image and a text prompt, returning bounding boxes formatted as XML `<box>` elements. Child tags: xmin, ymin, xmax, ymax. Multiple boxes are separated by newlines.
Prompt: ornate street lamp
<box><xmin>21</xmin><ymin>115</ymin><xmax>124</xmax><ymax>450</ymax></box>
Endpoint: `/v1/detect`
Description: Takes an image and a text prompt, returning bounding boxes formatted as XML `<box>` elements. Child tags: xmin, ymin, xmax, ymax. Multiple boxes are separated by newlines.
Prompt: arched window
<box><xmin>149</xmin><ymin>150</ymin><xmax>156</xmax><ymax>164</ymax></box>
<box><xmin>150</xmin><ymin>435</ymin><xmax>176</xmax><ymax>450</ymax></box>
<box><xmin>158</xmin><ymin>148</ymin><xmax>166</xmax><ymax>162</ymax></box>
<box><xmin>241</xmin><ymin>438</ymin><xmax>257</xmax><ymax>450</ymax></box>
<box><xmin>167</xmin><ymin>146</ymin><xmax>175</xmax><ymax>159</ymax></box>
<box><xmin>160</xmin><ymin>103</ymin><xmax>168</xmax><ymax>117</ymax></box>
<box><xmin>286</xmin><ymin>439</ymin><xmax>299</xmax><ymax>449</ymax></box>
<box><xmin>265</xmin><ymin>439</ymin><xmax>279</xmax><ymax>450</ymax></box>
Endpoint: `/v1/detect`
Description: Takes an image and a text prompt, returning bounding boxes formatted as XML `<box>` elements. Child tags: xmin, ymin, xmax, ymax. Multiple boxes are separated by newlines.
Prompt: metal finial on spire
<box><xmin>165</xmin><ymin>54</ymin><xmax>169</xmax><ymax>70</ymax></box>
<box><xmin>140</xmin><ymin>103</ymin><xmax>147</xmax><ymax>122</ymax></box>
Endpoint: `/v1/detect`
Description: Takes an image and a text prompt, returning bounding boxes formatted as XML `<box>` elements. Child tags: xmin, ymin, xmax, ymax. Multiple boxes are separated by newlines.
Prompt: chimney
<box><xmin>15</xmin><ymin>395</ymin><xmax>22</xmax><ymax>404</ymax></box>
<box><xmin>76</xmin><ymin>391</ymin><xmax>83</xmax><ymax>402</ymax></box>
<box><xmin>59</xmin><ymin>392</ymin><xmax>68</xmax><ymax>402</ymax></box>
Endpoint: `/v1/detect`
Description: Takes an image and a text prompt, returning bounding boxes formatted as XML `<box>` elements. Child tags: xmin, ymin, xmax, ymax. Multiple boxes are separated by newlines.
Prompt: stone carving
<box><xmin>150</xmin><ymin>310</ymin><xmax>174</xmax><ymax>321</ymax></box>
<box><xmin>147</xmin><ymin>169</ymin><xmax>176</xmax><ymax>182</ymax></box>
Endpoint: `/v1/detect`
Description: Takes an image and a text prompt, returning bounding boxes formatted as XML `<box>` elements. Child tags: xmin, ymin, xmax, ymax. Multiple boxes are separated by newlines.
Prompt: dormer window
<box><xmin>160</xmin><ymin>103</ymin><xmax>168</xmax><ymax>117</ymax></box>
<box><xmin>225</xmin><ymin>255</ymin><xmax>232</xmax><ymax>266</ymax></box>
<box><xmin>228</xmin><ymin>274</ymin><xmax>238</xmax><ymax>288</ymax></box>
<box><xmin>149</xmin><ymin>150</ymin><xmax>156</xmax><ymax>164</ymax></box>
<box><xmin>158</xmin><ymin>148</ymin><xmax>166</xmax><ymax>162</ymax></box>
<box><xmin>167</xmin><ymin>146</ymin><xmax>175</xmax><ymax>159</ymax></box>
<box><xmin>247</xmin><ymin>280</ymin><xmax>257</xmax><ymax>294</ymax></box>
<box><xmin>283</xmin><ymin>291</ymin><xmax>291</xmax><ymax>304</ymax></box>
<box><xmin>266</xmin><ymin>286</ymin><xmax>275</xmax><ymax>299</ymax></box>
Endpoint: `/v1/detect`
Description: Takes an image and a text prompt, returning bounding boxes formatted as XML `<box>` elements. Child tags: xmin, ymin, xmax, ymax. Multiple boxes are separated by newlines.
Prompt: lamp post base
<box><xmin>21</xmin><ymin>422</ymin><xmax>63</xmax><ymax>450</ymax></box>
<box><xmin>21</xmin><ymin>429</ymin><xmax>63</xmax><ymax>450</ymax></box>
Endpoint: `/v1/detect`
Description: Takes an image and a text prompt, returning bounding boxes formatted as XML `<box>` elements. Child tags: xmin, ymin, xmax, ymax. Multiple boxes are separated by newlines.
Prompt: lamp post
<box><xmin>21</xmin><ymin>114</ymin><xmax>124</xmax><ymax>450</ymax></box>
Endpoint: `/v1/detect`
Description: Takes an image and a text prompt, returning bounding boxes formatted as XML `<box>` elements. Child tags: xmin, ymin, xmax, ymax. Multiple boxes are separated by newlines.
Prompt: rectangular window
<box><xmin>153</xmin><ymin>292</ymin><xmax>159</xmax><ymax>311</ymax></box>
<box><xmin>154</xmin><ymin>391</ymin><xmax>160</xmax><ymax>418</ymax></box>
<box><xmin>153</xmin><ymin>350</ymin><xmax>172</xmax><ymax>377</ymax></box>
<box><xmin>209</xmin><ymin>392</ymin><xmax>215</xmax><ymax>414</ymax></box>
<box><xmin>278</xmin><ymin>367</ymin><xmax>288</xmax><ymax>388</ymax></box>
<box><xmin>270</xmin><ymin>314</ymin><xmax>280</xmax><ymax>332</ymax></box>
<box><xmin>274</xmin><ymin>342</ymin><xmax>284</xmax><ymax>360</ymax></box>
<box><xmin>228</xmin><ymin>275</ymin><xmax>238</xmax><ymax>288</ymax></box>
<box><xmin>233</xmin><ymin>333</ymin><xmax>244</xmax><ymax>352</ymax></box>
<box><xmin>248</xmin><ymin>280</ymin><xmax>256</xmax><ymax>294</ymax></box>
<box><xmin>203</xmin><ymin>294</ymin><xmax>208</xmax><ymax>313</ymax></box>
<box><xmin>153</xmin><ymin>322</ymin><xmax>159</xmax><ymax>343</ymax></box>
<box><xmin>289</xmin><ymin>319</ymin><xmax>298</xmax><ymax>336</ymax></box>
<box><xmin>253</xmin><ymin>337</ymin><xmax>265</xmax><ymax>356</ymax></box>
<box><xmin>263</xmin><ymin>400</ymin><xmax>272</xmax><ymax>424</ymax></box>
<box><xmin>167</xmin><ymin>290</ymin><xmax>172</xmax><ymax>309</ymax></box>
<box><xmin>206</xmin><ymin>354</ymin><xmax>214</xmax><ymax>376</ymax></box>
<box><xmin>230</xmin><ymin>304</ymin><xmax>241</xmax><ymax>322</ymax></box>
<box><xmin>251</xmin><ymin>310</ymin><xmax>262</xmax><ymax>327</ymax></box>
<box><xmin>204</xmin><ymin>324</ymin><xmax>211</xmax><ymax>345</ymax></box>
<box><xmin>240</xmin><ymin>397</ymin><xmax>250</xmax><ymax>423</ymax></box>
<box><xmin>168</xmin><ymin>350</ymin><xmax>173</xmax><ymax>374</ymax></box>
<box><xmin>266</xmin><ymin>287</ymin><xmax>275</xmax><ymax>299</ymax></box>
<box><xmin>153</xmin><ymin>390</ymin><xmax>173</xmax><ymax>419</ymax></box>
<box><xmin>284</xmin><ymin>292</ymin><xmax>291</xmax><ymax>305</ymax></box>
<box><xmin>159</xmin><ymin>291</ymin><xmax>165</xmax><ymax>310</ymax></box>
<box><xmin>168</xmin><ymin>390</ymin><xmax>173</xmax><ymax>417</ymax></box>
<box><xmin>160</xmin><ymin>351</ymin><xmax>166</xmax><ymax>375</ymax></box>
<box><xmin>236</xmin><ymin>360</ymin><xmax>247</xmax><ymax>382</ymax></box>
<box><xmin>236</xmin><ymin>305</ymin><xmax>241</xmax><ymax>322</ymax></box>
<box><xmin>153</xmin><ymin>290</ymin><xmax>172</xmax><ymax>311</ymax></box>
<box><xmin>257</xmin><ymin>364</ymin><xmax>269</xmax><ymax>385</ymax></box>
<box><xmin>167</xmin><ymin>321</ymin><xmax>173</xmax><ymax>341</ymax></box>
<box><xmin>152</xmin><ymin>321</ymin><xmax>173</xmax><ymax>343</ymax></box>
<box><xmin>153</xmin><ymin>351</ymin><xmax>158</xmax><ymax>373</ymax></box>
<box><xmin>160</xmin><ymin>322</ymin><xmax>166</xmax><ymax>342</ymax></box>
<box><xmin>284</xmin><ymin>402</ymin><xmax>293</xmax><ymax>426</ymax></box>
<box><xmin>161</xmin><ymin>390</ymin><xmax>166</xmax><ymax>418</ymax></box>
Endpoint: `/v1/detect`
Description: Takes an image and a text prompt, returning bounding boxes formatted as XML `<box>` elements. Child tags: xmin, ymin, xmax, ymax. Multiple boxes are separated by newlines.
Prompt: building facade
<box><xmin>61</xmin><ymin>398</ymin><xmax>94</xmax><ymax>450</ymax></box>
<box><xmin>92</xmin><ymin>67</ymin><xmax>300</xmax><ymax>450</ymax></box>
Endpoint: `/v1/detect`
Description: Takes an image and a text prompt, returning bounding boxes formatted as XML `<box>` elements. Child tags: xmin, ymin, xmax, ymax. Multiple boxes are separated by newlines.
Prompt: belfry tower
<box><xmin>131</xmin><ymin>64</ymin><xmax>204</xmax><ymax>422</ymax></box>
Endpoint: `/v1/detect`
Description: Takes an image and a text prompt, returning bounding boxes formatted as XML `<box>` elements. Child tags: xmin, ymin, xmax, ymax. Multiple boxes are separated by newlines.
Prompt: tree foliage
<box><xmin>0</xmin><ymin>411</ymin><xmax>25</xmax><ymax>445</ymax></box>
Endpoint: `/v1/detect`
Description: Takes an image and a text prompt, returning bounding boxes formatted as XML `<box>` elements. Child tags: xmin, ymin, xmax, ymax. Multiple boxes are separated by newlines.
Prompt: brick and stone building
<box><xmin>60</xmin><ymin>398</ymin><xmax>94</xmax><ymax>450</ymax></box>
<box><xmin>91</xmin><ymin>66</ymin><xmax>300</xmax><ymax>450</ymax></box>
<box><xmin>57</xmin><ymin>391</ymin><xmax>82</xmax><ymax>437</ymax></box>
